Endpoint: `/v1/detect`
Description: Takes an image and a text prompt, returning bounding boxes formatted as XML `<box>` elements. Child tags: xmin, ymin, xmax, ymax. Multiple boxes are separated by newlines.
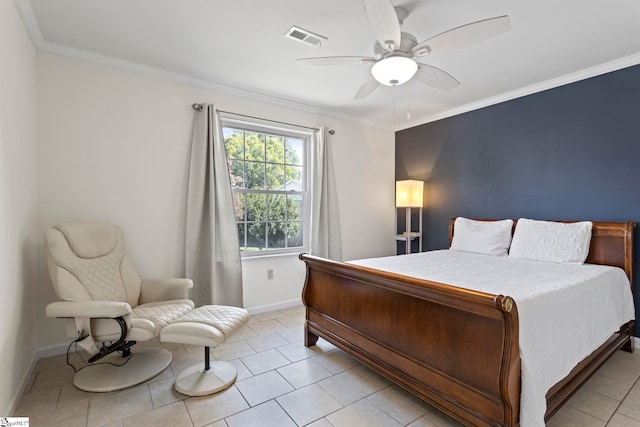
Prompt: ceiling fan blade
<box><xmin>414</xmin><ymin>64</ymin><xmax>460</xmax><ymax>91</ymax></box>
<box><xmin>363</xmin><ymin>0</ymin><xmax>401</xmax><ymax>51</ymax></box>
<box><xmin>354</xmin><ymin>75</ymin><xmax>379</xmax><ymax>100</ymax></box>
<box><xmin>297</xmin><ymin>56</ymin><xmax>375</xmax><ymax>66</ymax></box>
<box><xmin>413</xmin><ymin>15</ymin><xmax>511</xmax><ymax>57</ymax></box>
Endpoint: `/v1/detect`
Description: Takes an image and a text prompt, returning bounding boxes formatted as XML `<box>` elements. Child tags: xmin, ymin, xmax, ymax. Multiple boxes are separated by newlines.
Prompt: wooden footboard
<box><xmin>300</xmin><ymin>253</ymin><xmax>521</xmax><ymax>426</ymax></box>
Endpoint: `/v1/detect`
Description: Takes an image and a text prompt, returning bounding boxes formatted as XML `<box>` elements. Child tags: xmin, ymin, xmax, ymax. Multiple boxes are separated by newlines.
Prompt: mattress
<box><xmin>350</xmin><ymin>249</ymin><xmax>635</xmax><ymax>427</ymax></box>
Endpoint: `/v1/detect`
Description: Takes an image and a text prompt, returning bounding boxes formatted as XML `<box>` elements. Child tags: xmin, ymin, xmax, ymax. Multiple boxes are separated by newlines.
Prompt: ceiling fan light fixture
<box><xmin>371</xmin><ymin>56</ymin><xmax>418</xmax><ymax>86</ymax></box>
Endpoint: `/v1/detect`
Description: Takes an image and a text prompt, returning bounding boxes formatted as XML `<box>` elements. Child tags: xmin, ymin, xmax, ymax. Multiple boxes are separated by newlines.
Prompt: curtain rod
<box><xmin>191</xmin><ymin>103</ymin><xmax>335</xmax><ymax>135</ymax></box>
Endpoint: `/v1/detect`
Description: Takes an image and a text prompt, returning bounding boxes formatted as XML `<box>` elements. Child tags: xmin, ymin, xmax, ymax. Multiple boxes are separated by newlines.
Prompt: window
<box><xmin>222</xmin><ymin>116</ymin><xmax>310</xmax><ymax>256</ymax></box>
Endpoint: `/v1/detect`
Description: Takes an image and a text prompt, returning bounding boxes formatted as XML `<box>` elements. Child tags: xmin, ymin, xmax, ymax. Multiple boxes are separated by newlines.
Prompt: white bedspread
<box><xmin>350</xmin><ymin>250</ymin><xmax>635</xmax><ymax>427</ymax></box>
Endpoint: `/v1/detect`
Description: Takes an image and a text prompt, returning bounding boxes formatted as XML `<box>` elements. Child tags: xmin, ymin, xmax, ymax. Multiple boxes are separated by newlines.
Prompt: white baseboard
<box><xmin>245</xmin><ymin>298</ymin><xmax>302</xmax><ymax>315</ymax></box>
<box><xmin>38</xmin><ymin>341</ymin><xmax>72</xmax><ymax>358</ymax></box>
<box><xmin>33</xmin><ymin>300</ymin><xmax>305</xmax><ymax>360</ymax></box>
<box><xmin>8</xmin><ymin>354</ymin><xmax>38</xmax><ymax>416</ymax></box>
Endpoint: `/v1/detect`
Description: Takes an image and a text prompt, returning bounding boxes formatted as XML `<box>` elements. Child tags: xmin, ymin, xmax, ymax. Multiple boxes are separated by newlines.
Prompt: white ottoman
<box><xmin>160</xmin><ymin>305</ymin><xmax>249</xmax><ymax>396</ymax></box>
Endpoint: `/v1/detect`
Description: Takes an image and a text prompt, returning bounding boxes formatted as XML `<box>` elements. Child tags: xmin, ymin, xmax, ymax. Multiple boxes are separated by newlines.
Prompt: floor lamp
<box><xmin>396</xmin><ymin>180</ymin><xmax>424</xmax><ymax>254</ymax></box>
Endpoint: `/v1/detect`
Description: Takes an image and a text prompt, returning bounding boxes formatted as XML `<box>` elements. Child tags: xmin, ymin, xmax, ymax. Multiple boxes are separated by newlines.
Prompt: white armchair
<box><xmin>44</xmin><ymin>221</ymin><xmax>195</xmax><ymax>392</ymax></box>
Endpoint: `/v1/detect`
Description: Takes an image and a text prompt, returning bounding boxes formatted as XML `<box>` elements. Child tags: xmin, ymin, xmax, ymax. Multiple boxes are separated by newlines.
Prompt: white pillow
<box><xmin>508</xmin><ymin>218</ymin><xmax>592</xmax><ymax>264</ymax></box>
<box><xmin>450</xmin><ymin>217</ymin><xmax>513</xmax><ymax>257</ymax></box>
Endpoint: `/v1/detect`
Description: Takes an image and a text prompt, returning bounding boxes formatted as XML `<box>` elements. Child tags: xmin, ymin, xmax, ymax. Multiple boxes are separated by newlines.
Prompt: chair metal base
<box><xmin>73</xmin><ymin>347</ymin><xmax>172</xmax><ymax>392</ymax></box>
<box><xmin>175</xmin><ymin>361</ymin><xmax>237</xmax><ymax>396</ymax></box>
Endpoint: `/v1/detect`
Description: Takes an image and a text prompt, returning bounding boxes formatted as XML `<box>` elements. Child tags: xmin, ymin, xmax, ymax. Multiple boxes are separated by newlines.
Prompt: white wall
<box><xmin>0</xmin><ymin>0</ymin><xmax>38</xmax><ymax>415</ymax></box>
<box><xmin>36</xmin><ymin>53</ymin><xmax>395</xmax><ymax>349</ymax></box>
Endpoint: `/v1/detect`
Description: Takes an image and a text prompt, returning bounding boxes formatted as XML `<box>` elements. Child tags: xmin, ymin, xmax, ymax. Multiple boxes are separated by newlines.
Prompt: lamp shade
<box><xmin>396</xmin><ymin>180</ymin><xmax>424</xmax><ymax>208</ymax></box>
<box><xmin>371</xmin><ymin>56</ymin><xmax>418</xmax><ymax>86</ymax></box>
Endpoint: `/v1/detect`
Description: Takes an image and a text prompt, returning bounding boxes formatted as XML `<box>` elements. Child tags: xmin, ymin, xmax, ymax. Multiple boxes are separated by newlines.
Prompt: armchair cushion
<box><xmin>46</xmin><ymin>300</ymin><xmax>131</xmax><ymax>319</ymax></box>
<box><xmin>54</xmin><ymin>222</ymin><xmax>117</xmax><ymax>259</ymax></box>
<box><xmin>126</xmin><ymin>318</ymin><xmax>157</xmax><ymax>341</ymax></box>
<box><xmin>45</xmin><ymin>225</ymin><xmax>128</xmax><ymax>302</ymax></box>
<box><xmin>132</xmin><ymin>300</ymin><xmax>194</xmax><ymax>333</ymax></box>
<box><xmin>139</xmin><ymin>278</ymin><xmax>193</xmax><ymax>305</ymax></box>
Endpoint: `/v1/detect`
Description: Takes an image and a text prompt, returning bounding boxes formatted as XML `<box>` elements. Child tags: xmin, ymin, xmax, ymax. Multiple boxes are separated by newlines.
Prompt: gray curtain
<box><xmin>185</xmin><ymin>104</ymin><xmax>243</xmax><ymax>307</ymax></box>
<box><xmin>310</xmin><ymin>127</ymin><xmax>342</xmax><ymax>260</ymax></box>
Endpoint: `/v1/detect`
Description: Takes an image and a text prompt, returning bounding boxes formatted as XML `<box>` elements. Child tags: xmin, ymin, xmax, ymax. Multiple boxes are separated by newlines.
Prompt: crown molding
<box><xmin>13</xmin><ymin>0</ymin><xmax>392</xmax><ymax>131</ymax></box>
<box><xmin>394</xmin><ymin>52</ymin><xmax>640</xmax><ymax>132</ymax></box>
<box><xmin>14</xmin><ymin>0</ymin><xmax>43</xmax><ymax>46</ymax></box>
<box><xmin>15</xmin><ymin>0</ymin><xmax>640</xmax><ymax>134</ymax></box>
<box><xmin>40</xmin><ymin>42</ymin><xmax>394</xmax><ymax>131</ymax></box>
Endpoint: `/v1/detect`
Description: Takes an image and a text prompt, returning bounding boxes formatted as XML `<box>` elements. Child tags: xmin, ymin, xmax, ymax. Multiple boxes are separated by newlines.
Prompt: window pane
<box><xmin>287</xmin><ymin>222</ymin><xmax>304</xmax><ymax>247</ymax></box>
<box><xmin>285</xmin><ymin>138</ymin><xmax>304</xmax><ymax>166</ymax></box>
<box><xmin>247</xmin><ymin>222</ymin><xmax>266</xmax><ymax>250</ymax></box>
<box><xmin>285</xmin><ymin>166</ymin><xmax>303</xmax><ymax>187</ymax></box>
<box><xmin>223</xmin><ymin>127</ymin><xmax>234</xmax><ymax>139</ymax></box>
<box><xmin>222</xmin><ymin>119</ymin><xmax>308</xmax><ymax>254</ymax></box>
<box><xmin>245</xmin><ymin>161</ymin><xmax>265</xmax><ymax>189</ymax></box>
<box><xmin>232</xmin><ymin>193</ymin><xmax>245</xmax><ymax>221</ymax></box>
<box><xmin>228</xmin><ymin>159</ymin><xmax>244</xmax><ymax>189</ymax></box>
<box><xmin>266</xmin><ymin>163</ymin><xmax>285</xmax><ymax>190</ymax></box>
<box><xmin>237</xmin><ymin>223</ymin><xmax>246</xmax><ymax>249</ymax></box>
<box><xmin>244</xmin><ymin>132</ymin><xmax>265</xmax><ymax>162</ymax></box>
<box><xmin>284</xmin><ymin>179</ymin><xmax>302</xmax><ymax>191</ymax></box>
<box><xmin>268</xmin><ymin>222</ymin><xmax>286</xmax><ymax>249</ymax></box>
<box><xmin>286</xmin><ymin>194</ymin><xmax>303</xmax><ymax>221</ymax></box>
<box><xmin>246</xmin><ymin>193</ymin><xmax>266</xmax><ymax>222</ymax></box>
<box><xmin>265</xmin><ymin>135</ymin><xmax>285</xmax><ymax>163</ymax></box>
<box><xmin>267</xmin><ymin>194</ymin><xmax>286</xmax><ymax>221</ymax></box>
<box><xmin>224</xmin><ymin>130</ymin><xmax>244</xmax><ymax>160</ymax></box>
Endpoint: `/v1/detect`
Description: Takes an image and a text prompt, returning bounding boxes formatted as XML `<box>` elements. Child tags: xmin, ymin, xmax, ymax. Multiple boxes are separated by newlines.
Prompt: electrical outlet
<box><xmin>267</xmin><ymin>269</ymin><xmax>274</xmax><ymax>280</ymax></box>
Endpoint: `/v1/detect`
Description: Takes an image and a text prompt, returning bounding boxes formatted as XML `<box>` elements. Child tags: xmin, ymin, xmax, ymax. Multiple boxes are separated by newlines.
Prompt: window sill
<box><xmin>241</xmin><ymin>249</ymin><xmax>309</xmax><ymax>261</ymax></box>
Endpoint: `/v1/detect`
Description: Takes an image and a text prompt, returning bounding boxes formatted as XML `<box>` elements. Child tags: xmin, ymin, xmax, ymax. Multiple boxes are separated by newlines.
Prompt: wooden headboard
<box><xmin>448</xmin><ymin>219</ymin><xmax>635</xmax><ymax>288</ymax></box>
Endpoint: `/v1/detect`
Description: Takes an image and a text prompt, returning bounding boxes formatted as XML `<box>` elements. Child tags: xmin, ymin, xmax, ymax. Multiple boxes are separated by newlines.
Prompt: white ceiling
<box><xmin>15</xmin><ymin>0</ymin><xmax>640</xmax><ymax>130</ymax></box>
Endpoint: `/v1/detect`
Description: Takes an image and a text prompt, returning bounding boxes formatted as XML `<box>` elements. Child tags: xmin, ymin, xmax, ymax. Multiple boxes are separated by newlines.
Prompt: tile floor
<box><xmin>14</xmin><ymin>306</ymin><xmax>640</xmax><ymax>426</ymax></box>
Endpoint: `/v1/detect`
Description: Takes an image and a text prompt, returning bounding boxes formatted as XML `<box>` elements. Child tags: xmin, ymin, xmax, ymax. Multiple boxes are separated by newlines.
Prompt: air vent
<box><xmin>284</xmin><ymin>26</ymin><xmax>327</xmax><ymax>46</ymax></box>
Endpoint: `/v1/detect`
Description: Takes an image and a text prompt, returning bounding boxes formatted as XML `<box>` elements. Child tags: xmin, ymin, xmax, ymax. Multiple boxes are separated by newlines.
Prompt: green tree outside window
<box><xmin>224</xmin><ymin>128</ymin><xmax>305</xmax><ymax>251</ymax></box>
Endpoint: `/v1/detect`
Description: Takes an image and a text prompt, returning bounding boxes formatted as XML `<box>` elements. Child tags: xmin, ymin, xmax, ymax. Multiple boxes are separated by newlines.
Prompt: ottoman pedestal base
<box><xmin>160</xmin><ymin>305</ymin><xmax>249</xmax><ymax>397</ymax></box>
<box><xmin>175</xmin><ymin>360</ymin><xmax>237</xmax><ymax>396</ymax></box>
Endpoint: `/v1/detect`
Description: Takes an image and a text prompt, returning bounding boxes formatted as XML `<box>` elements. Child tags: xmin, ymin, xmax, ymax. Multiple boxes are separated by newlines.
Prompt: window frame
<box><xmin>220</xmin><ymin>114</ymin><xmax>311</xmax><ymax>258</ymax></box>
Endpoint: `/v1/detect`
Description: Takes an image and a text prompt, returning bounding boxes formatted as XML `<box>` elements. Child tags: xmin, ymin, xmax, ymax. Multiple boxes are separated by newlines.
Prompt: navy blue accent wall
<box><xmin>396</xmin><ymin>63</ymin><xmax>640</xmax><ymax>325</ymax></box>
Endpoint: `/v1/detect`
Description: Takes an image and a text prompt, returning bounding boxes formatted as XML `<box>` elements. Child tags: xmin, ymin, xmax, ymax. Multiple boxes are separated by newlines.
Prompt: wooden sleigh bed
<box><xmin>300</xmin><ymin>219</ymin><xmax>635</xmax><ymax>426</ymax></box>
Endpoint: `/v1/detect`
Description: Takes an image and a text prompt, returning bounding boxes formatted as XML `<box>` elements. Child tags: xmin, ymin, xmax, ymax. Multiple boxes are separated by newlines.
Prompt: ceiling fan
<box><xmin>297</xmin><ymin>0</ymin><xmax>511</xmax><ymax>100</ymax></box>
